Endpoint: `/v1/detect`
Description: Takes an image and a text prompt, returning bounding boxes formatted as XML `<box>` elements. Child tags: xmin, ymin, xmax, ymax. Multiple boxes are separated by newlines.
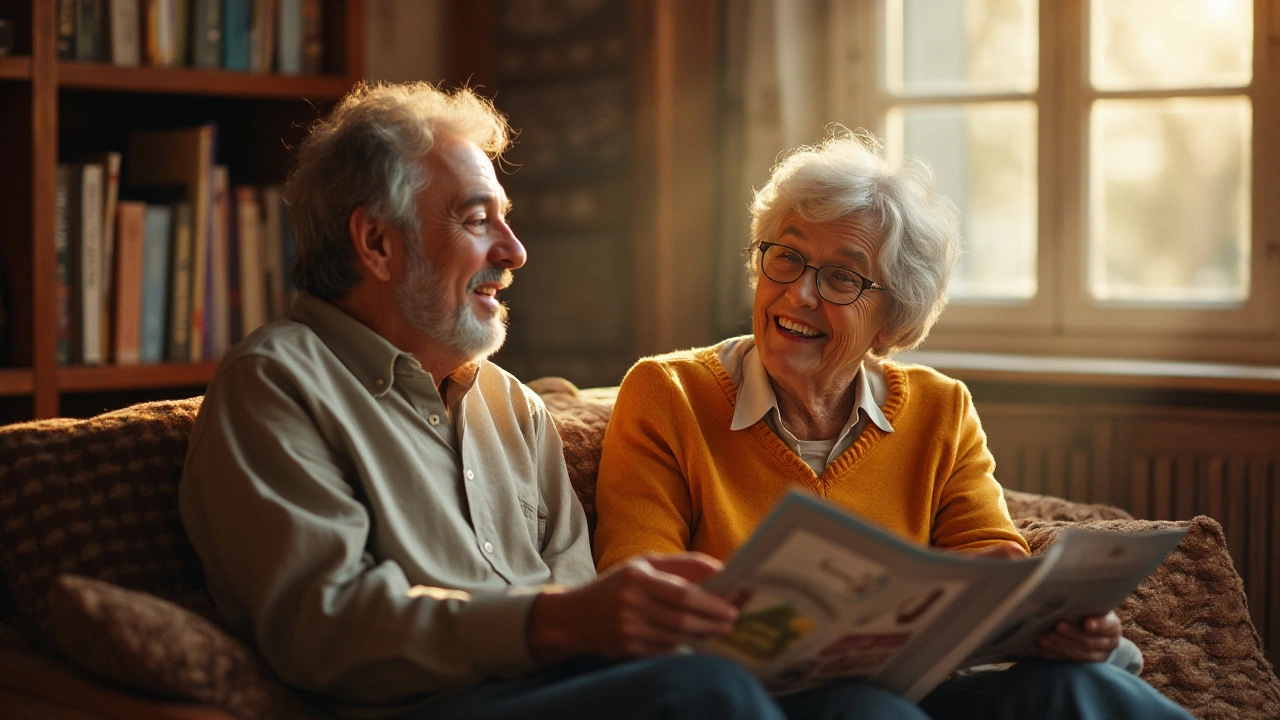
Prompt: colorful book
<box><xmin>76</xmin><ymin>0</ymin><xmax>108</xmax><ymax>62</ymax></box>
<box><xmin>223</xmin><ymin>0</ymin><xmax>252</xmax><ymax>70</ymax></box>
<box><xmin>87</xmin><ymin>151</ymin><xmax>122</xmax><ymax>362</ymax></box>
<box><xmin>167</xmin><ymin>201</ymin><xmax>194</xmax><ymax>361</ymax></box>
<box><xmin>172</xmin><ymin>0</ymin><xmax>191</xmax><ymax>66</ymax></box>
<box><xmin>233</xmin><ymin>185</ymin><xmax>266</xmax><ymax>337</ymax></box>
<box><xmin>57</xmin><ymin>0</ymin><xmax>78</xmax><ymax>60</ymax></box>
<box><xmin>108</xmin><ymin>0</ymin><xmax>142</xmax><ymax>66</ymax></box>
<box><xmin>275</xmin><ymin>0</ymin><xmax>300</xmax><ymax>74</ymax></box>
<box><xmin>139</xmin><ymin>204</ymin><xmax>172</xmax><ymax>363</ymax></box>
<box><xmin>112</xmin><ymin>201</ymin><xmax>147</xmax><ymax>365</ymax></box>
<box><xmin>143</xmin><ymin>0</ymin><xmax>177</xmax><ymax>66</ymax></box>
<box><xmin>54</xmin><ymin>164</ymin><xmax>78</xmax><ymax>365</ymax></box>
<box><xmin>127</xmin><ymin>123</ymin><xmax>215</xmax><ymax>362</ymax></box>
<box><xmin>300</xmin><ymin>0</ymin><xmax>322</xmax><ymax>74</ymax></box>
<box><xmin>192</xmin><ymin>0</ymin><xmax>223</xmax><ymax>68</ymax></box>
<box><xmin>251</xmin><ymin>0</ymin><xmax>277</xmax><ymax>72</ymax></box>
<box><xmin>78</xmin><ymin>162</ymin><xmax>105</xmax><ymax>366</ymax></box>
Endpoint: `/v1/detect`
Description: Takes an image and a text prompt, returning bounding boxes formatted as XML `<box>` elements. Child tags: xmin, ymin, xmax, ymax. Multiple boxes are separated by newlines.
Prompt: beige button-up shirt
<box><xmin>179</xmin><ymin>292</ymin><xmax>594</xmax><ymax>719</ymax></box>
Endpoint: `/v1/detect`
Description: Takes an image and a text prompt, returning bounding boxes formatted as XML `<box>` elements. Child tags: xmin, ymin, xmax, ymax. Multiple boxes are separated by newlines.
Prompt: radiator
<box><xmin>1130</xmin><ymin>452</ymin><xmax>1278</xmax><ymax>671</ymax></box>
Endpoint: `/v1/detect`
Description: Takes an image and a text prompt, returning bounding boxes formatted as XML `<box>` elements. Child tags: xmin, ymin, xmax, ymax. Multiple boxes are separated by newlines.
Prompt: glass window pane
<box><xmin>1091</xmin><ymin>0</ymin><xmax>1252</xmax><ymax>90</ymax></box>
<box><xmin>888</xmin><ymin>102</ymin><xmax>1038</xmax><ymax>300</ymax></box>
<box><xmin>1089</xmin><ymin>97</ymin><xmax>1251</xmax><ymax>304</ymax></box>
<box><xmin>887</xmin><ymin>0</ymin><xmax>1037</xmax><ymax>95</ymax></box>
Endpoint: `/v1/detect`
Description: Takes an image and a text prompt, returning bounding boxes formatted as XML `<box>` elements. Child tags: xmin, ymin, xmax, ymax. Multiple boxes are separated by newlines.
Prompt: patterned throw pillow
<box><xmin>1017</xmin><ymin>516</ymin><xmax>1280</xmax><ymax>720</ymax></box>
<box><xmin>0</xmin><ymin>397</ymin><xmax>206</xmax><ymax>647</ymax></box>
<box><xmin>47</xmin><ymin>574</ymin><xmax>323</xmax><ymax>720</ymax></box>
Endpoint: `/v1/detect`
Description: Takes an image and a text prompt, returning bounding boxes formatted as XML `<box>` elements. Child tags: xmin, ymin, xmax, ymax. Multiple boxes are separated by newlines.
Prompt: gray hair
<box><xmin>747</xmin><ymin>128</ymin><xmax>960</xmax><ymax>357</ymax></box>
<box><xmin>285</xmin><ymin>81</ymin><xmax>513</xmax><ymax>301</ymax></box>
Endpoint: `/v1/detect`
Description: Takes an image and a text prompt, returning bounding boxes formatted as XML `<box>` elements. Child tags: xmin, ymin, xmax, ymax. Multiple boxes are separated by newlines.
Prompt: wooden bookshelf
<box><xmin>0</xmin><ymin>370</ymin><xmax>33</xmax><ymax>396</ymax></box>
<box><xmin>0</xmin><ymin>0</ymin><xmax>364</xmax><ymax>420</ymax></box>
<box><xmin>0</xmin><ymin>55</ymin><xmax>30</xmax><ymax>80</ymax></box>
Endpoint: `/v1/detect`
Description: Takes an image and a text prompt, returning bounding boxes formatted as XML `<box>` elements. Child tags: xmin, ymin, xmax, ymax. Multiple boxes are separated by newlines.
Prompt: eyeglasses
<box><xmin>756</xmin><ymin>242</ymin><xmax>888</xmax><ymax>305</ymax></box>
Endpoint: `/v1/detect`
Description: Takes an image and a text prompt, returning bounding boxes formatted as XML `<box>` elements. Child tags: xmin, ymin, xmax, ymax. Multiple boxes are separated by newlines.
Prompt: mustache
<box><xmin>467</xmin><ymin>267</ymin><xmax>513</xmax><ymax>293</ymax></box>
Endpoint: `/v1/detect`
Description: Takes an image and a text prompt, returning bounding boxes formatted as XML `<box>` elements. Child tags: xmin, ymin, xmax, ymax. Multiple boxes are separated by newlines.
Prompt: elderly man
<box><xmin>178</xmin><ymin>82</ymin><xmax>785</xmax><ymax>720</ymax></box>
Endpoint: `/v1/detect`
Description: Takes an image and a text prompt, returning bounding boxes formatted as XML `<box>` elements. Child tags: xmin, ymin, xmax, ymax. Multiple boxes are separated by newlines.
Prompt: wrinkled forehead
<box><xmin>776</xmin><ymin>212</ymin><xmax>881</xmax><ymax>270</ymax></box>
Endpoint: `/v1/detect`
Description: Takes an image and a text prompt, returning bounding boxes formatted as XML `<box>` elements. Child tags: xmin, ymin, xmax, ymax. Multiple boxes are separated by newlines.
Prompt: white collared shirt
<box><xmin>717</xmin><ymin>336</ymin><xmax>894</xmax><ymax>475</ymax></box>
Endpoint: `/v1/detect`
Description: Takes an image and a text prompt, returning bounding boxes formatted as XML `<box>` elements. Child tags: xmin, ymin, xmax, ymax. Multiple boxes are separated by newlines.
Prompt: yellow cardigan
<box><xmin>593</xmin><ymin>341</ymin><xmax>1029</xmax><ymax>570</ymax></box>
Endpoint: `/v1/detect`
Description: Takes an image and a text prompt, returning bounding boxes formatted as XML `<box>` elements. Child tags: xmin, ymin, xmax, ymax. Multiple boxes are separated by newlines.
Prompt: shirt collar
<box><xmin>729</xmin><ymin>339</ymin><xmax>894</xmax><ymax>435</ymax></box>
<box><xmin>290</xmin><ymin>292</ymin><xmax>482</xmax><ymax>398</ymax></box>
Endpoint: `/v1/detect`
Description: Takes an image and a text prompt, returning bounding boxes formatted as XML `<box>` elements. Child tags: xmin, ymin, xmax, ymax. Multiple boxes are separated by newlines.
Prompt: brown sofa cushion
<box><xmin>1004</xmin><ymin>488</ymin><xmax>1133</xmax><ymax>522</ymax></box>
<box><xmin>0</xmin><ymin>398</ymin><xmax>205</xmax><ymax>649</ymax></box>
<box><xmin>1017</xmin><ymin>515</ymin><xmax>1280</xmax><ymax>720</ymax></box>
<box><xmin>47</xmin><ymin>573</ymin><xmax>323</xmax><ymax>720</ymax></box>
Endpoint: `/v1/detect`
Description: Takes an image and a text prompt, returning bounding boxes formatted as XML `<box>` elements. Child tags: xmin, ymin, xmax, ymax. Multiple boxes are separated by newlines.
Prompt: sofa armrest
<box><xmin>0</xmin><ymin>644</ymin><xmax>237</xmax><ymax>720</ymax></box>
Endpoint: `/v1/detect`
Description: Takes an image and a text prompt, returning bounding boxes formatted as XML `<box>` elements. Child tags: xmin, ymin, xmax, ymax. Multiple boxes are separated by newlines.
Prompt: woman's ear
<box><xmin>348</xmin><ymin>206</ymin><xmax>398</xmax><ymax>283</ymax></box>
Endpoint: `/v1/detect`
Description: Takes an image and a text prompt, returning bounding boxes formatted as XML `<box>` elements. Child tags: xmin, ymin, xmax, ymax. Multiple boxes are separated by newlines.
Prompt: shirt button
<box><xmin>483</xmin><ymin>541</ymin><xmax>494</xmax><ymax>554</ymax></box>
<box><xmin>465</xmin><ymin>469</ymin><xmax>475</xmax><ymax>480</ymax></box>
<box><xmin>428</xmin><ymin>414</ymin><xmax>441</xmax><ymax>425</ymax></box>
<box><xmin>374</xmin><ymin>378</ymin><xmax>384</xmax><ymax>387</ymax></box>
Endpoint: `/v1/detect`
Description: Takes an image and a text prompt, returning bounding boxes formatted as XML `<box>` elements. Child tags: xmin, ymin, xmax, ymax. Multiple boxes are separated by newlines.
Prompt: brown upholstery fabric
<box><xmin>0</xmin><ymin>398</ymin><xmax>205</xmax><ymax>649</ymax></box>
<box><xmin>47</xmin><ymin>574</ymin><xmax>323</xmax><ymax>720</ymax></box>
<box><xmin>1017</xmin><ymin>516</ymin><xmax>1280</xmax><ymax>720</ymax></box>
<box><xmin>1004</xmin><ymin>488</ymin><xmax>1134</xmax><ymax>522</ymax></box>
<box><xmin>528</xmin><ymin>377</ymin><xmax>617</xmax><ymax>535</ymax></box>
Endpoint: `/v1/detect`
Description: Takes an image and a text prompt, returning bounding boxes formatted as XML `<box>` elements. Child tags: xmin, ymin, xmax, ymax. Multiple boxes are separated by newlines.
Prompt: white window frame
<box><xmin>830</xmin><ymin>0</ymin><xmax>1280</xmax><ymax>364</ymax></box>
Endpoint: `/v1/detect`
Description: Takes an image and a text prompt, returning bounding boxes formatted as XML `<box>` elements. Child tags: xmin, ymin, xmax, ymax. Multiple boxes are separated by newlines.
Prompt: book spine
<box><xmin>109</xmin><ymin>0</ymin><xmax>142</xmax><ymax>66</ymax></box>
<box><xmin>140</xmin><ymin>205</ymin><xmax>172</xmax><ymax>363</ymax></box>
<box><xmin>54</xmin><ymin>165</ymin><xmax>76</xmax><ymax>365</ymax></box>
<box><xmin>280</xmin><ymin>189</ymin><xmax>297</xmax><ymax>310</ymax></box>
<box><xmin>209</xmin><ymin>165</ymin><xmax>230</xmax><ymax>358</ymax></box>
<box><xmin>223</xmin><ymin>0</ymin><xmax>252</xmax><ymax>71</ymax></box>
<box><xmin>275</xmin><ymin>0</ymin><xmax>300</xmax><ymax>75</ymax></box>
<box><xmin>76</xmin><ymin>0</ymin><xmax>108</xmax><ymax>62</ymax></box>
<box><xmin>79</xmin><ymin>163</ymin><xmax>105</xmax><ymax>366</ymax></box>
<box><xmin>57</xmin><ymin>0</ymin><xmax>78</xmax><ymax>60</ymax></box>
<box><xmin>172</xmin><ymin>0</ymin><xmax>191</xmax><ymax>66</ymax></box>
<box><xmin>113</xmin><ymin>201</ymin><xmax>147</xmax><ymax>365</ymax></box>
<box><xmin>167</xmin><ymin>201</ymin><xmax>194</xmax><ymax>361</ymax></box>
<box><xmin>186</xmin><ymin>123</ymin><xmax>215</xmax><ymax>362</ymax></box>
<box><xmin>234</xmin><ymin>185</ymin><xmax>266</xmax><ymax>335</ymax></box>
<box><xmin>191</xmin><ymin>0</ymin><xmax>222</xmax><ymax>68</ymax></box>
<box><xmin>300</xmin><ymin>0</ymin><xmax>322</xmax><ymax>74</ymax></box>
<box><xmin>97</xmin><ymin>151</ymin><xmax>122</xmax><ymax>363</ymax></box>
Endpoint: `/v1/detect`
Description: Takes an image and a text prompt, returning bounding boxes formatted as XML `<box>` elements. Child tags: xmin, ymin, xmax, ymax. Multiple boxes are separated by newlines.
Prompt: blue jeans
<box><xmin>400</xmin><ymin>654</ymin><xmax>1193</xmax><ymax>720</ymax></box>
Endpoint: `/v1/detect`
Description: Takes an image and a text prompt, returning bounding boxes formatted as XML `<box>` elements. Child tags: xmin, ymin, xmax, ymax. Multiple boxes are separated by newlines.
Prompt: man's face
<box><xmin>397</xmin><ymin>138</ymin><xmax>526</xmax><ymax>362</ymax></box>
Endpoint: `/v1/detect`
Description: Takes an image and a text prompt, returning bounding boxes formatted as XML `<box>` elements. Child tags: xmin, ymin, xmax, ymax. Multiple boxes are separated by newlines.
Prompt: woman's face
<box><xmin>751</xmin><ymin>211</ymin><xmax>894</xmax><ymax>395</ymax></box>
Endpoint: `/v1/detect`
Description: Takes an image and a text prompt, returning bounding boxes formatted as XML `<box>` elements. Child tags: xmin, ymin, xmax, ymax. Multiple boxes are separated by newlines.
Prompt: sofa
<box><xmin>0</xmin><ymin>379</ymin><xmax>1277</xmax><ymax>720</ymax></box>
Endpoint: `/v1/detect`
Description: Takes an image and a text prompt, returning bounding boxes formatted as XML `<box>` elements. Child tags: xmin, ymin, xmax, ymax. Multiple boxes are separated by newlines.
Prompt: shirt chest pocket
<box><xmin>519</xmin><ymin>497</ymin><xmax>547</xmax><ymax>549</ymax></box>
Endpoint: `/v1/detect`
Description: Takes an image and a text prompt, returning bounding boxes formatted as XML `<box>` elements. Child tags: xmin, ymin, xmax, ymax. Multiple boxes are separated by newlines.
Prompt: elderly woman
<box><xmin>591</xmin><ymin>132</ymin><xmax>1192</xmax><ymax>720</ymax></box>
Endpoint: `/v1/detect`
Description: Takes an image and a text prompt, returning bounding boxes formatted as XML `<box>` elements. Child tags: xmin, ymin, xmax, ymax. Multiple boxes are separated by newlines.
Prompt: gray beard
<box><xmin>397</xmin><ymin>245</ymin><xmax>510</xmax><ymax>361</ymax></box>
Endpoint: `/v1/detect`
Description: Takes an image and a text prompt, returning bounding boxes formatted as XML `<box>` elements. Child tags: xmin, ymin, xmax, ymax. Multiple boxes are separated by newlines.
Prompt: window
<box><xmin>832</xmin><ymin>0</ymin><xmax>1279</xmax><ymax>363</ymax></box>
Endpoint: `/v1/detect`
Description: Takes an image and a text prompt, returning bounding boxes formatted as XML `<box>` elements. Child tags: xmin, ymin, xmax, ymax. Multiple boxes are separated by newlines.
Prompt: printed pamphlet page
<box><xmin>696</xmin><ymin>490</ymin><xmax>1187</xmax><ymax>701</ymax></box>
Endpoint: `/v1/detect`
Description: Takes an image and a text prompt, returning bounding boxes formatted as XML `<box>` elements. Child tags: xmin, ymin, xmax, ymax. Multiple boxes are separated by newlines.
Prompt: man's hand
<box><xmin>527</xmin><ymin>552</ymin><xmax>739</xmax><ymax>665</ymax></box>
<box><xmin>1035</xmin><ymin>611</ymin><xmax>1122</xmax><ymax>663</ymax></box>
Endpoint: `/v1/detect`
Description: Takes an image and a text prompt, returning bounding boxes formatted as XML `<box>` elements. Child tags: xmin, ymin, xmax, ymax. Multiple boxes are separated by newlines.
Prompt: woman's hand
<box><xmin>527</xmin><ymin>552</ymin><xmax>740</xmax><ymax>665</ymax></box>
<box><xmin>1035</xmin><ymin>611</ymin><xmax>1123</xmax><ymax>663</ymax></box>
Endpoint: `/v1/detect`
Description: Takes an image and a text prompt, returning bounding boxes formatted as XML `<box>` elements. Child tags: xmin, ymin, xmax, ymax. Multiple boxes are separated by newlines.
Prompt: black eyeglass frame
<box><xmin>755</xmin><ymin>241</ymin><xmax>888</xmax><ymax>306</ymax></box>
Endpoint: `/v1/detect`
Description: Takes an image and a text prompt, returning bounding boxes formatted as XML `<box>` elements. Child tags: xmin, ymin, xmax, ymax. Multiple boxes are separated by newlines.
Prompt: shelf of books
<box><xmin>0</xmin><ymin>0</ymin><xmax>364</xmax><ymax>420</ymax></box>
<box><xmin>0</xmin><ymin>55</ymin><xmax>31</xmax><ymax>80</ymax></box>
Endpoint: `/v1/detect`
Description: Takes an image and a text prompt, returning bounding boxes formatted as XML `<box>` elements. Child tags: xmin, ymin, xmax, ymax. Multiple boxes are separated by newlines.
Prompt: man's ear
<box><xmin>348</xmin><ymin>206</ymin><xmax>398</xmax><ymax>283</ymax></box>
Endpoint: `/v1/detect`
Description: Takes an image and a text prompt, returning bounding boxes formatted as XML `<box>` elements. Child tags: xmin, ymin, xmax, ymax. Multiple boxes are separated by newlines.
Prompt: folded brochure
<box><xmin>696</xmin><ymin>489</ymin><xmax>1187</xmax><ymax>701</ymax></box>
